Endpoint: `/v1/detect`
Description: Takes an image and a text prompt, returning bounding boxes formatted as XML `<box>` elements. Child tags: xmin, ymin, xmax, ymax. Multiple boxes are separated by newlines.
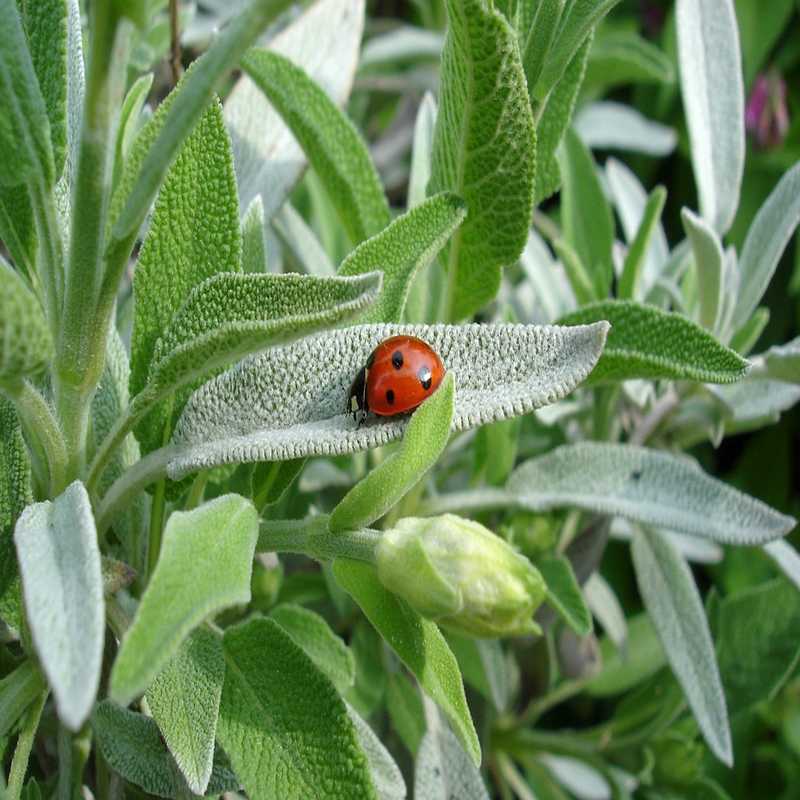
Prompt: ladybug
<box><xmin>348</xmin><ymin>335</ymin><xmax>445</xmax><ymax>423</ymax></box>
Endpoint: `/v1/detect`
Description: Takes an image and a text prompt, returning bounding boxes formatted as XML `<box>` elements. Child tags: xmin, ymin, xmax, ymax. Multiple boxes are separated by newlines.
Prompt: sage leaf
<box><xmin>226</xmin><ymin>0</ymin><xmax>365</xmax><ymax>221</ymax></box>
<box><xmin>169</xmin><ymin>321</ymin><xmax>608</xmax><ymax>478</ymax></box>
<box><xmin>241</xmin><ymin>196</ymin><xmax>268</xmax><ymax>273</ymax></box>
<box><xmin>559</xmin><ymin>300</ymin><xmax>748</xmax><ymax>384</ymax></box>
<box><xmin>682</xmin><ymin>208</ymin><xmax>723</xmax><ymax>331</ymax></box>
<box><xmin>429</xmin><ymin>0</ymin><xmax>536</xmax><ymax>320</ymax></box>
<box><xmin>333</xmin><ymin>559</ymin><xmax>480</xmax><ymax>766</ymax></box>
<box><xmin>347</xmin><ymin>703</ymin><xmax>407</xmax><ymax>800</ymax></box>
<box><xmin>618</xmin><ymin>185</ymin><xmax>667</xmax><ymax>301</ymax></box>
<box><xmin>408</xmin><ymin>92</ymin><xmax>436</xmax><ymax>211</ymax></box>
<box><xmin>585</xmin><ymin>31</ymin><xmax>675</xmax><ymax>91</ymax></box>
<box><xmin>0</xmin><ymin>0</ymin><xmax>54</xmax><ymax>188</ymax></box>
<box><xmin>146</xmin><ymin>627</ymin><xmax>225</xmax><ymax>795</ymax></box>
<box><xmin>0</xmin><ymin>186</ymin><xmax>36</xmax><ymax>278</ymax></box>
<box><xmin>733</xmin><ymin>162</ymin><xmax>800</xmax><ymax>331</ymax></box>
<box><xmin>330</xmin><ymin>372</ymin><xmax>454</xmax><ymax>532</ymax></box>
<box><xmin>0</xmin><ymin>396</ymin><xmax>31</xmax><ymax>632</ymax></box>
<box><xmin>714</xmin><ymin>578</ymin><xmax>800</xmax><ymax>714</ymax></box>
<box><xmin>584</xmin><ymin>573</ymin><xmax>627</xmax><ymax>651</ymax></box>
<box><xmin>676</xmin><ymin>0</ymin><xmax>744</xmax><ymax>233</ymax></box>
<box><xmin>520</xmin><ymin>0</ymin><xmax>565</xmax><ymax>94</ymax></box>
<box><xmin>0</xmin><ymin>660</ymin><xmax>46</xmax><ymax>739</ymax></box>
<box><xmin>242</xmin><ymin>48</ymin><xmax>390</xmax><ymax>245</ymax></box>
<box><xmin>337</xmin><ymin>193</ymin><xmax>466</xmax><ymax>323</ymax></box>
<box><xmin>270</xmin><ymin>602</ymin><xmax>355</xmax><ymax>694</ymax></box>
<box><xmin>272</xmin><ymin>202</ymin><xmax>335</xmax><ymax>276</ymax></box>
<box><xmin>110</xmin><ymin>495</ymin><xmax>258</xmax><ymax>706</ymax></box>
<box><xmin>760</xmin><ymin>336</ymin><xmax>800</xmax><ymax>383</ymax></box>
<box><xmin>631</xmin><ymin>526</ymin><xmax>732</xmax><ymax>765</ymax></box>
<box><xmin>538</xmin><ymin>555</ymin><xmax>592</xmax><ymax>637</ymax></box>
<box><xmin>764</xmin><ymin>539</ymin><xmax>800</xmax><ymax>592</ymax></box>
<box><xmin>414</xmin><ymin>724</ymin><xmax>489</xmax><ymax>800</ymax></box>
<box><xmin>446</xmin><ymin>636</ymin><xmax>510</xmax><ymax>712</ymax></box>
<box><xmin>13</xmin><ymin>482</ymin><xmax>103</xmax><ymax>730</ymax></box>
<box><xmin>711</xmin><ymin>377</ymin><xmax>800</xmax><ymax>429</ymax></box>
<box><xmin>507</xmin><ymin>442</ymin><xmax>796</xmax><ymax>545</ymax></box>
<box><xmin>93</xmin><ymin>701</ymin><xmax>237</xmax><ymax>798</ymax></box>
<box><xmin>0</xmin><ymin>258</ymin><xmax>53</xmax><ymax>381</ymax></box>
<box><xmin>559</xmin><ymin>127</ymin><xmax>614</xmax><ymax>299</ymax></box>
<box><xmin>386</xmin><ymin>672</ymin><xmax>425</xmax><ymax>755</ymax></box>
<box><xmin>115</xmin><ymin>73</ymin><xmax>153</xmax><ymax>184</ymax></box>
<box><xmin>574</xmin><ymin>102</ymin><xmax>677</xmax><ymax>157</ymax></box>
<box><xmin>217</xmin><ymin>616</ymin><xmax>377</xmax><ymax>799</ymax></box>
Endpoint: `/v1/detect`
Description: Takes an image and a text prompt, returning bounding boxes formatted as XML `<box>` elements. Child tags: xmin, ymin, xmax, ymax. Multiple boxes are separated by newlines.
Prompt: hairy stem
<box><xmin>147</xmin><ymin>479</ymin><xmax>167</xmax><ymax>578</ymax></box>
<box><xmin>6</xmin><ymin>691</ymin><xmax>47</xmax><ymax>800</ymax></box>
<box><xmin>258</xmin><ymin>517</ymin><xmax>382</xmax><ymax>563</ymax></box>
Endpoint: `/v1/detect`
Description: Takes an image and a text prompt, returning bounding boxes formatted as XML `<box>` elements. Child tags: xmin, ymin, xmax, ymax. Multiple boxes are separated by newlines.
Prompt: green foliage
<box><xmin>619</xmin><ymin>186</ymin><xmax>667</xmax><ymax>300</ymax></box>
<box><xmin>414</xmin><ymin>723</ymin><xmax>489</xmax><ymax>799</ymax></box>
<box><xmin>537</xmin><ymin>555</ymin><xmax>592</xmax><ymax>637</ymax></box>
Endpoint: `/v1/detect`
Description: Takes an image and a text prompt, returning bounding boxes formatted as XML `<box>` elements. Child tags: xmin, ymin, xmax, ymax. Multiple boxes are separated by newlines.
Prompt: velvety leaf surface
<box><xmin>574</xmin><ymin>102</ymin><xmax>677</xmax><ymax>156</ymax></box>
<box><xmin>14</xmin><ymin>482</ymin><xmax>103</xmax><ymax>730</ymax></box>
<box><xmin>337</xmin><ymin>193</ymin><xmax>465</xmax><ymax>323</ymax></box>
<box><xmin>169</xmin><ymin>321</ymin><xmax>608</xmax><ymax>477</ymax></box>
<box><xmin>682</xmin><ymin>208</ymin><xmax>723</xmax><ymax>331</ymax></box>
<box><xmin>446</xmin><ymin>635</ymin><xmax>510</xmax><ymax>712</ymax></box>
<box><xmin>631</xmin><ymin>526</ymin><xmax>732</xmax><ymax>765</ymax></box>
<box><xmin>386</xmin><ymin>672</ymin><xmax>425</xmax><ymax>755</ymax></box>
<box><xmin>559</xmin><ymin>300</ymin><xmax>748</xmax><ymax>383</ymax></box>
<box><xmin>585</xmin><ymin>31</ymin><xmax>675</xmax><ymax>90</ymax></box>
<box><xmin>618</xmin><ymin>185</ymin><xmax>667</xmax><ymax>300</ymax></box>
<box><xmin>0</xmin><ymin>185</ymin><xmax>36</xmax><ymax>278</ymax></box>
<box><xmin>332</xmin><ymin>559</ymin><xmax>480</xmax><ymax>766</ymax></box>
<box><xmin>217</xmin><ymin>616</ymin><xmax>377</xmax><ymax>799</ymax></box>
<box><xmin>520</xmin><ymin>0</ymin><xmax>564</xmax><ymax>94</ymax></box>
<box><xmin>429</xmin><ymin>0</ymin><xmax>536</xmax><ymax>320</ymax></box>
<box><xmin>538</xmin><ymin>555</ymin><xmax>593</xmax><ymax>636</ymax></box>
<box><xmin>329</xmin><ymin>372</ymin><xmax>454</xmax><ymax>532</ymax></box>
<box><xmin>414</xmin><ymin>725</ymin><xmax>489</xmax><ymax>800</ymax></box>
<box><xmin>146</xmin><ymin>627</ymin><xmax>225</xmax><ymax>795</ymax></box>
<box><xmin>242</xmin><ymin>48</ymin><xmax>389</xmax><ymax>245</ymax></box>
<box><xmin>760</xmin><ymin>336</ymin><xmax>800</xmax><ymax>383</ymax></box>
<box><xmin>110</xmin><ymin>495</ymin><xmax>258</xmax><ymax>706</ymax></box>
<box><xmin>507</xmin><ymin>442</ymin><xmax>796</xmax><ymax>545</ymax></box>
<box><xmin>241</xmin><ymin>196</ymin><xmax>268</xmax><ymax>273</ymax></box>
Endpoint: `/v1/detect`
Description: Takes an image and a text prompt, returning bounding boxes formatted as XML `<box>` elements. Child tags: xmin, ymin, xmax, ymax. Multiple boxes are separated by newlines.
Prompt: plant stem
<box><xmin>496</xmin><ymin>753</ymin><xmax>538</xmax><ymax>800</ymax></box>
<box><xmin>258</xmin><ymin>517</ymin><xmax>382</xmax><ymax>563</ymax></box>
<box><xmin>629</xmin><ymin>387</ymin><xmax>679</xmax><ymax>446</ymax></box>
<box><xmin>185</xmin><ymin>470</ymin><xmax>208</xmax><ymax>510</ymax></box>
<box><xmin>6</xmin><ymin>690</ymin><xmax>47</xmax><ymax>800</ymax></box>
<box><xmin>418</xmin><ymin>487</ymin><xmax>514</xmax><ymax>516</ymax></box>
<box><xmin>147</xmin><ymin>478</ymin><xmax>167</xmax><ymax>578</ymax></box>
<box><xmin>169</xmin><ymin>0</ymin><xmax>182</xmax><ymax>84</ymax></box>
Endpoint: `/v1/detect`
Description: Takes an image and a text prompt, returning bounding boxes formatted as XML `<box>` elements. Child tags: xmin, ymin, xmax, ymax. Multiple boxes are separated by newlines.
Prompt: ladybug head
<box><xmin>348</xmin><ymin>365</ymin><xmax>369</xmax><ymax>424</ymax></box>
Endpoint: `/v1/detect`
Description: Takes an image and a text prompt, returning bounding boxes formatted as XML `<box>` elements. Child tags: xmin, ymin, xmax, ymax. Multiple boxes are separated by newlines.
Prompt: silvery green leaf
<box><xmin>584</xmin><ymin>30</ymin><xmax>675</xmax><ymax>92</ymax></box>
<box><xmin>360</xmin><ymin>25</ymin><xmax>442</xmax><ymax>69</ymax></box>
<box><xmin>618</xmin><ymin>186</ymin><xmax>667</xmax><ymax>301</ymax></box>
<box><xmin>676</xmin><ymin>0</ymin><xmax>744</xmax><ymax>234</ymax></box>
<box><xmin>631</xmin><ymin>525</ymin><xmax>732</xmax><ymax>765</ymax></box>
<box><xmin>13</xmin><ymin>482</ymin><xmax>103</xmax><ymax>730</ymax></box>
<box><xmin>116</xmin><ymin>74</ymin><xmax>154</xmax><ymax>179</ymax></box>
<box><xmin>272</xmin><ymin>202</ymin><xmax>335</xmax><ymax>276</ymax></box>
<box><xmin>169</xmin><ymin>321</ymin><xmax>608</xmax><ymax>478</ymax></box>
<box><xmin>763</xmin><ymin>540</ymin><xmax>800</xmax><ymax>593</ymax></box>
<box><xmin>241</xmin><ymin>195</ymin><xmax>268</xmax><ymax>273</ymax></box>
<box><xmin>538</xmin><ymin>555</ymin><xmax>592</xmax><ymax>636</ymax></box>
<box><xmin>574</xmin><ymin>102</ymin><xmax>677</xmax><ymax>157</ymax></box>
<box><xmin>681</xmin><ymin>208</ymin><xmax>723</xmax><ymax>331</ymax></box>
<box><xmin>414</xmin><ymin>724</ymin><xmax>489</xmax><ymax>800</ymax></box>
<box><xmin>537</xmin><ymin>755</ymin><xmax>610</xmax><ymax>800</ymax></box>
<box><xmin>606</xmin><ymin>158</ymin><xmax>668</xmax><ymax>296</ymax></box>
<box><xmin>610</xmin><ymin>518</ymin><xmax>723</xmax><ymax>565</ymax></box>
<box><xmin>733</xmin><ymin>162</ymin><xmax>800</xmax><ymax>331</ymax></box>
<box><xmin>447</xmin><ymin>635</ymin><xmax>510</xmax><ymax>712</ymax></box>
<box><xmin>519</xmin><ymin>230</ymin><xmax>575</xmax><ymax>323</ymax></box>
<box><xmin>716</xmin><ymin>246</ymin><xmax>740</xmax><ymax>342</ymax></box>
<box><xmin>346</xmin><ymin>703</ymin><xmax>407</xmax><ymax>800</ymax></box>
<box><xmin>506</xmin><ymin>443</ymin><xmax>796</xmax><ymax>545</ymax></box>
<box><xmin>226</xmin><ymin>0</ymin><xmax>366</xmax><ymax>222</ymax></box>
<box><xmin>760</xmin><ymin>336</ymin><xmax>800</xmax><ymax>383</ymax></box>
<box><xmin>710</xmin><ymin>377</ymin><xmax>800</xmax><ymax>429</ymax></box>
<box><xmin>583</xmin><ymin>573</ymin><xmax>627</xmax><ymax>651</ymax></box>
<box><xmin>429</xmin><ymin>0</ymin><xmax>536</xmax><ymax>320</ymax></box>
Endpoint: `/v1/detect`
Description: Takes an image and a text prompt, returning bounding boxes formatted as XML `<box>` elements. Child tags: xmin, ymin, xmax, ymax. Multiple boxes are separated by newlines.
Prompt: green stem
<box><xmin>495</xmin><ymin>753</ymin><xmax>538</xmax><ymax>800</ymax></box>
<box><xmin>185</xmin><ymin>470</ymin><xmax>208</xmax><ymax>510</ymax></box>
<box><xmin>6</xmin><ymin>690</ymin><xmax>47</xmax><ymax>800</ymax></box>
<box><xmin>518</xmin><ymin>676</ymin><xmax>589</xmax><ymax>724</ymax></box>
<box><xmin>258</xmin><ymin>517</ymin><xmax>382</xmax><ymax>563</ymax></box>
<box><xmin>592</xmin><ymin>385</ymin><xmax>619</xmax><ymax>442</ymax></box>
<box><xmin>418</xmin><ymin>487</ymin><xmax>515</xmax><ymax>517</ymax></box>
<box><xmin>86</xmin><ymin>402</ymin><xmax>139</xmax><ymax>498</ymax></box>
<box><xmin>147</xmin><ymin>479</ymin><xmax>167</xmax><ymax>578</ymax></box>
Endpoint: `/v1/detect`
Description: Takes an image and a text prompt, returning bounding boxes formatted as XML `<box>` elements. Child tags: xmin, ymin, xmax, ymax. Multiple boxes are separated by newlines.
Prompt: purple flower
<box><xmin>746</xmin><ymin>70</ymin><xmax>790</xmax><ymax>149</ymax></box>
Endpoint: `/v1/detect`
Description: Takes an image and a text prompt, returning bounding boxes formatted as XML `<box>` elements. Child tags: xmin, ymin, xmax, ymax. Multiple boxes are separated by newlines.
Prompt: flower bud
<box><xmin>375</xmin><ymin>514</ymin><xmax>546</xmax><ymax>638</ymax></box>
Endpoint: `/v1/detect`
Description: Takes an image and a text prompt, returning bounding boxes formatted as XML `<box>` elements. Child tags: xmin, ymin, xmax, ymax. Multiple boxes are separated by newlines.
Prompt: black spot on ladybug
<box><xmin>631</xmin><ymin>469</ymin><xmax>642</xmax><ymax>481</ymax></box>
<box><xmin>418</xmin><ymin>365</ymin><xmax>432</xmax><ymax>390</ymax></box>
<box><xmin>391</xmin><ymin>350</ymin><xmax>403</xmax><ymax>369</ymax></box>
<box><xmin>386</xmin><ymin>388</ymin><xmax>395</xmax><ymax>405</ymax></box>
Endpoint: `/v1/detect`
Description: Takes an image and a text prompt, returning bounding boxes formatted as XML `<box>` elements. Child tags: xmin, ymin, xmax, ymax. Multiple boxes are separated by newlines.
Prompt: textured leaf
<box><xmin>386</xmin><ymin>672</ymin><xmax>425</xmax><ymax>755</ymax></box>
<box><xmin>763</xmin><ymin>539</ymin><xmax>800</xmax><ymax>592</ymax></box>
<box><xmin>733</xmin><ymin>162</ymin><xmax>800</xmax><ymax>331</ymax></box>
<box><xmin>520</xmin><ymin>0</ymin><xmax>565</xmax><ymax>94</ymax></box>
<box><xmin>169</xmin><ymin>321</ymin><xmax>608</xmax><ymax>477</ymax></box>
<box><xmin>414</xmin><ymin>725</ymin><xmax>489</xmax><ymax>800</ymax></box>
<box><xmin>14</xmin><ymin>482</ymin><xmax>103</xmax><ymax>730</ymax></box>
<box><xmin>559</xmin><ymin>300</ymin><xmax>748</xmax><ymax>383</ymax></box>
<box><xmin>631</xmin><ymin>526</ymin><xmax>732</xmax><ymax>765</ymax></box>
<box><xmin>217</xmin><ymin>616</ymin><xmax>377</xmax><ymax>799</ymax></box>
<box><xmin>146</xmin><ymin>627</ymin><xmax>225</xmax><ymax>795</ymax></box>
<box><xmin>0</xmin><ymin>258</ymin><xmax>53</xmax><ymax>380</ymax></box>
<box><xmin>115</xmin><ymin>73</ymin><xmax>153</xmax><ymax>182</ymax></box>
<box><xmin>533</xmin><ymin>35</ymin><xmax>591</xmax><ymax>205</ymax></box>
<box><xmin>507</xmin><ymin>443</ymin><xmax>796</xmax><ymax>545</ymax></box>
<box><xmin>711</xmin><ymin>377</ymin><xmax>800</xmax><ymax>428</ymax></box>
<box><xmin>241</xmin><ymin>195</ymin><xmax>268</xmax><ymax>273</ymax></box>
<box><xmin>758</xmin><ymin>336</ymin><xmax>800</xmax><ymax>384</ymax></box>
<box><xmin>110</xmin><ymin>495</ymin><xmax>259</xmax><ymax>706</ymax></box>
<box><xmin>0</xmin><ymin>396</ymin><xmax>31</xmax><ymax>631</ymax></box>
<box><xmin>270</xmin><ymin>603</ymin><xmax>355</xmax><ymax>694</ymax></box>
<box><xmin>618</xmin><ymin>185</ymin><xmax>667</xmax><ymax>301</ymax></box>
<box><xmin>0</xmin><ymin>185</ymin><xmax>36</xmax><ymax>277</ymax></box>
<box><xmin>272</xmin><ymin>202</ymin><xmax>335</xmax><ymax>276</ymax></box>
<box><xmin>559</xmin><ymin>127</ymin><xmax>613</xmax><ymax>299</ymax></box>
<box><xmin>446</xmin><ymin>635</ymin><xmax>510</xmax><ymax>712</ymax></box>
<box><xmin>333</xmin><ymin>559</ymin><xmax>480</xmax><ymax>766</ymax></box>
<box><xmin>682</xmin><ymin>208</ymin><xmax>723</xmax><ymax>331</ymax></box>
<box><xmin>429</xmin><ymin>0</ymin><xmax>536</xmax><ymax>320</ymax></box>
<box><xmin>584</xmin><ymin>31</ymin><xmax>675</xmax><ymax>92</ymax></box>
<box><xmin>93</xmin><ymin>701</ymin><xmax>237</xmax><ymax>798</ymax></box>
<box><xmin>538</xmin><ymin>555</ymin><xmax>592</xmax><ymax>636</ymax></box>
<box><xmin>330</xmin><ymin>372</ymin><xmax>454</xmax><ymax>532</ymax></box>
<box><xmin>226</xmin><ymin>0</ymin><xmax>365</xmax><ymax>221</ymax></box>
<box><xmin>408</xmin><ymin>92</ymin><xmax>437</xmax><ymax>211</ymax></box>
<box><xmin>574</xmin><ymin>102</ymin><xmax>677</xmax><ymax>157</ymax></box>
<box><xmin>0</xmin><ymin>0</ymin><xmax>54</xmax><ymax>187</ymax></box>
<box><xmin>242</xmin><ymin>48</ymin><xmax>389</xmax><ymax>246</ymax></box>
<box><xmin>338</xmin><ymin>193</ymin><xmax>466</xmax><ymax>323</ymax></box>
<box><xmin>583</xmin><ymin>573</ymin><xmax>627</xmax><ymax>650</ymax></box>
<box><xmin>676</xmin><ymin>0</ymin><xmax>744</xmax><ymax>233</ymax></box>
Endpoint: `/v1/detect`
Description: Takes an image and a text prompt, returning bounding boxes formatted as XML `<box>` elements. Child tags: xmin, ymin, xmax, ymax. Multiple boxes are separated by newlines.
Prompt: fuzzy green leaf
<box><xmin>429</xmin><ymin>0</ymin><xmax>536</xmax><ymax>320</ymax></box>
<box><xmin>338</xmin><ymin>193</ymin><xmax>466</xmax><ymax>323</ymax></box>
<box><xmin>270</xmin><ymin>603</ymin><xmax>355</xmax><ymax>694</ymax></box>
<box><xmin>446</xmin><ymin>635</ymin><xmax>510</xmax><ymax>712</ymax></box>
<box><xmin>538</xmin><ymin>555</ymin><xmax>592</xmax><ymax>637</ymax></box>
<box><xmin>507</xmin><ymin>442</ymin><xmax>796</xmax><ymax>545</ymax></box>
<box><xmin>333</xmin><ymin>559</ymin><xmax>480</xmax><ymax>766</ymax></box>
<box><xmin>0</xmin><ymin>258</ymin><xmax>53</xmax><ymax>380</ymax></box>
<box><xmin>760</xmin><ymin>336</ymin><xmax>800</xmax><ymax>383</ymax></box>
<box><xmin>347</xmin><ymin>703</ymin><xmax>407</xmax><ymax>800</ymax></box>
<box><xmin>0</xmin><ymin>0</ymin><xmax>54</xmax><ymax>187</ymax></box>
<box><xmin>520</xmin><ymin>0</ymin><xmax>565</xmax><ymax>94</ymax></box>
<box><xmin>272</xmin><ymin>202</ymin><xmax>335</xmax><ymax>276</ymax></box>
<box><xmin>242</xmin><ymin>48</ymin><xmax>389</xmax><ymax>246</ymax></box>
<box><xmin>585</xmin><ymin>31</ymin><xmax>675</xmax><ymax>92</ymax></box>
<box><xmin>217</xmin><ymin>616</ymin><xmax>378</xmax><ymax>799</ymax></box>
<box><xmin>14</xmin><ymin>482</ymin><xmax>103</xmax><ymax>730</ymax></box>
<box><xmin>618</xmin><ymin>186</ymin><xmax>667</xmax><ymax>300</ymax></box>
<box><xmin>226</xmin><ymin>0</ymin><xmax>365</xmax><ymax>221</ymax></box>
<box><xmin>631</xmin><ymin>526</ymin><xmax>732</xmax><ymax>766</ymax></box>
<box><xmin>115</xmin><ymin>73</ymin><xmax>153</xmax><ymax>183</ymax></box>
<box><xmin>110</xmin><ymin>495</ymin><xmax>258</xmax><ymax>706</ymax></box>
<box><xmin>414</xmin><ymin>723</ymin><xmax>489</xmax><ymax>800</ymax></box>
<box><xmin>386</xmin><ymin>673</ymin><xmax>425</xmax><ymax>755</ymax></box>
<box><xmin>169</xmin><ymin>321</ymin><xmax>608</xmax><ymax>477</ymax></box>
<box><xmin>559</xmin><ymin>127</ymin><xmax>614</xmax><ymax>299</ymax></box>
<box><xmin>0</xmin><ymin>660</ymin><xmax>46</xmax><ymax>739</ymax></box>
<box><xmin>559</xmin><ymin>300</ymin><xmax>749</xmax><ymax>383</ymax></box>
<box><xmin>574</xmin><ymin>102</ymin><xmax>677</xmax><ymax>157</ymax></box>
<box><xmin>93</xmin><ymin>701</ymin><xmax>237</xmax><ymax>798</ymax></box>
<box><xmin>682</xmin><ymin>208</ymin><xmax>723</xmax><ymax>331</ymax></box>
<box><xmin>146</xmin><ymin>627</ymin><xmax>225</xmax><ymax>795</ymax></box>
<box><xmin>330</xmin><ymin>372</ymin><xmax>454</xmax><ymax>532</ymax></box>
<box><xmin>0</xmin><ymin>185</ymin><xmax>36</xmax><ymax>277</ymax></box>
<box><xmin>242</xmin><ymin>196</ymin><xmax>268</xmax><ymax>273</ymax></box>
